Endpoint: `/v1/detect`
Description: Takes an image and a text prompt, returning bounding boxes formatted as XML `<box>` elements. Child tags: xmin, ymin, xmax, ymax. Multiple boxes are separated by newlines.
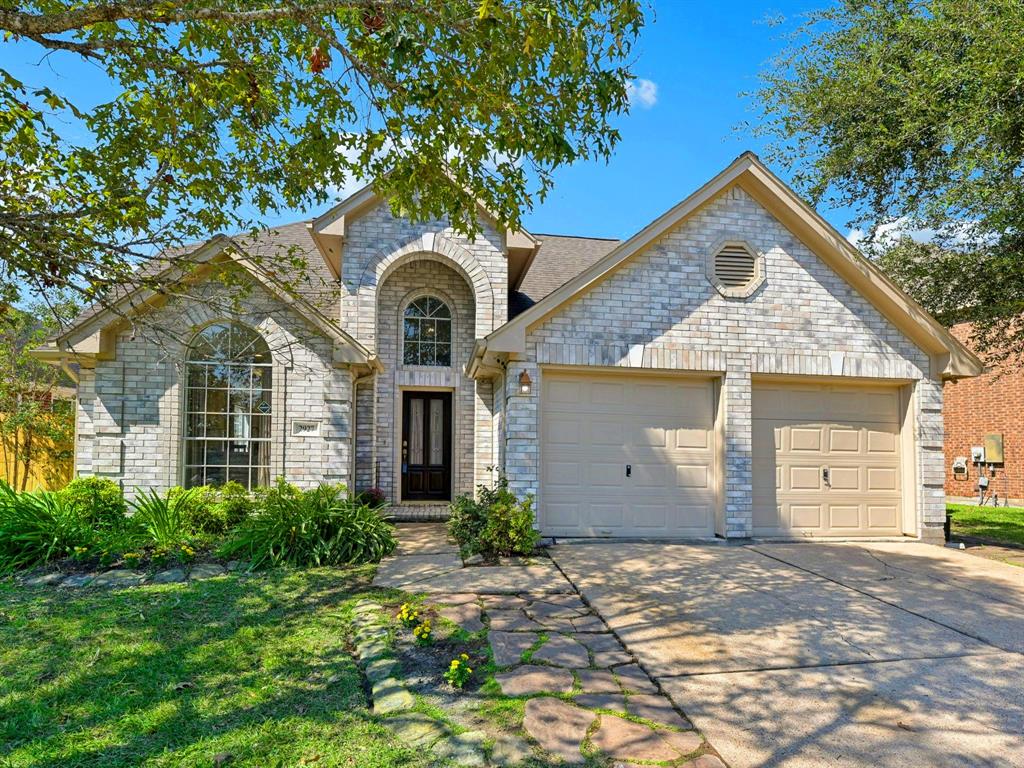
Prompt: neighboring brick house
<box><xmin>943</xmin><ymin>322</ymin><xmax>1024</xmax><ymax>505</ymax></box>
<box><xmin>34</xmin><ymin>153</ymin><xmax>981</xmax><ymax>542</ymax></box>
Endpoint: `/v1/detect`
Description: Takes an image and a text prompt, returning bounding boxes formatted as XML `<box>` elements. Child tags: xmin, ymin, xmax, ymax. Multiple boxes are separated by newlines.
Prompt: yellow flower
<box><xmin>460</xmin><ymin>653</ymin><xmax>469</xmax><ymax>661</ymax></box>
<box><xmin>451</xmin><ymin>660</ymin><xmax>460</xmax><ymax>668</ymax></box>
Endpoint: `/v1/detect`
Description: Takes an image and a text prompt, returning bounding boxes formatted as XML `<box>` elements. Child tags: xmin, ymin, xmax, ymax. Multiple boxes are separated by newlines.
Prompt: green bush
<box><xmin>128</xmin><ymin>488</ymin><xmax>196</xmax><ymax>549</ymax></box>
<box><xmin>219</xmin><ymin>480</ymin><xmax>396</xmax><ymax>568</ymax></box>
<box><xmin>58</xmin><ymin>477</ymin><xmax>126</xmax><ymax>529</ymax></box>
<box><xmin>168</xmin><ymin>485</ymin><xmax>226</xmax><ymax>534</ymax></box>
<box><xmin>0</xmin><ymin>482</ymin><xmax>95</xmax><ymax>571</ymax></box>
<box><xmin>448</xmin><ymin>475</ymin><xmax>539</xmax><ymax>557</ymax></box>
<box><xmin>217</xmin><ymin>481</ymin><xmax>255</xmax><ymax>527</ymax></box>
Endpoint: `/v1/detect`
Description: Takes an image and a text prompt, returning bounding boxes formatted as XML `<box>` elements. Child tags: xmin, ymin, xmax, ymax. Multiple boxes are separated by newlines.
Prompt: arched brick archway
<box><xmin>355</xmin><ymin>233</ymin><xmax>496</xmax><ymax>349</ymax></box>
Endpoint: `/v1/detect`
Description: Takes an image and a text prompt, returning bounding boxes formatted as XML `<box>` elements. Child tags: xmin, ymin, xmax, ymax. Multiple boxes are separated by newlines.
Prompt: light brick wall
<box><xmin>373</xmin><ymin>259</ymin><xmax>477</xmax><ymax>504</ymax></box>
<box><xmin>342</xmin><ymin>204</ymin><xmax>507</xmax><ymax>512</ymax></box>
<box><xmin>503</xmin><ymin>186</ymin><xmax>943</xmax><ymax>539</ymax></box>
<box><xmin>73</xmin><ymin>275</ymin><xmax>354</xmax><ymax>494</ymax></box>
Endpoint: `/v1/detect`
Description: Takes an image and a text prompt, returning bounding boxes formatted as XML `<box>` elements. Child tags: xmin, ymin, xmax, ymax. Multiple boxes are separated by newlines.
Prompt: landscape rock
<box><xmin>364</xmin><ymin>657</ymin><xmax>399</xmax><ymax>684</ymax></box>
<box><xmin>489</xmin><ymin>630</ymin><xmax>538</xmax><ymax>667</ymax></box>
<box><xmin>150</xmin><ymin>568</ymin><xmax>187</xmax><ymax>584</ymax></box>
<box><xmin>384</xmin><ymin>712</ymin><xmax>447</xmax><ymax>747</ymax></box>
<box><xmin>434</xmin><ymin>592</ymin><xmax>478</xmax><ymax>605</ymax></box>
<box><xmin>658</xmin><ymin>729</ymin><xmax>704</xmax><ymax>757</ymax></box>
<box><xmin>487</xmin><ymin>609</ymin><xmax>543</xmax><ymax>632</ymax></box>
<box><xmin>188</xmin><ymin>563</ymin><xmax>225</xmax><ymax>580</ymax></box>
<box><xmin>530</xmin><ymin>635</ymin><xmax>590</xmax><ymax>668</ymax></box>
<box><xmin>23</xmin><ymin>572</ymin><xmax>66</xmax><ymax>587</ymax></box>
<box><xmin>613</xmin><ymin>664</ymin><xmax>659</xmax><ymax>694</ymax></box>
<box><xmin>438</xmin><ymin>602</ymin><xmax>484</xmax><ymax>632</ymax></box>
<box><xmin>463</xmin><ymin>553</ymin><xmax>485</xmax><ymax>565</ymax></box>
<box><xmin>90</xmin><ymin>569</ymin><xmax>144</xmax><ymax>588</ymax></box>
<box><xmin>575</xmin><ymin>669</ymin><xmax>622</xmax><ymax>694</ymax></box>
<box><xmin>372</xmin><ymin>678</ymin><xmax>415</xmax><ymax>714</ymax></box>
<box><xmin>526</xmin><ymin>600</ymin><xmax>588</xmax><ymax>621</ymax></box>
<box><xmin>571</xmin><ymin>614</ymin><xmax>606</xmax><ymax>632</ymax></box>
<box><xmin>59</xmin><ymin>574</ymin><xmax>94</xmax><ymax>588</ymax></box>
<box><xmin>590</xmin><ymin>715</ymin><xmax>687</xmax><ymax>762</ymax></box>
<box><xmin>575</xmin><ymin>692</ymin><xmax>627</xmax><ymax>712</ymax></box>
<box><xmin>495</xmin><ymin>665</ymin><xmax>574</xmax><ymax>696</ymax></box>
<box><xmin>522</xmin><ymin>697</ymin><xmax>596</xmax><ymax>764</ymax></box>
<box><xmin>681</xmin><ymin>754</ymin><xmax>726</xmax><ymax>768</ymax></box>
<box><xmin>432</xmin><ymin>730</ymin><xmax>487</xmax><ymax>767</ymax></box>
<box><xmin>627</xmin><ymin>693</ymin><xmax>692</xmax><ymax>729</ymax></box>
<box><xmin>489</xmin><ymin>733</ymin><xmax>534</xmax><ymax>767</ymax></box>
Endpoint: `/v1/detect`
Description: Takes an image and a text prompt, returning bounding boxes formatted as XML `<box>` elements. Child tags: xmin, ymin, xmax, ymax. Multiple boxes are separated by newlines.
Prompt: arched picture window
<box><xmin>184</xmin><ymin>323</ymin><xmax>272</xmax><ymax>489</ymax></box>
<box><xmin>403</xmin><ymin>296</ymin><xmax>452</xmax><ymax>366</ymax></box>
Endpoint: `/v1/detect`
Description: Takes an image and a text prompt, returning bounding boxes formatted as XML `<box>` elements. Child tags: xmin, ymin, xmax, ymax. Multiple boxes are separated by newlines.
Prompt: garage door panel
<box><xmin>791</xmin><ymin>428</ymin><xmax>823</xmax><ymax>452</ymax></box>
<box><xmin>753</xmin><ymin>383</ymin><xmax>903</xmax><ymax>537</ymax></box>
<box><xmin>542</xmin><ymin>372</ymin><xmax>716</xmax><ymax>537</ymax></box>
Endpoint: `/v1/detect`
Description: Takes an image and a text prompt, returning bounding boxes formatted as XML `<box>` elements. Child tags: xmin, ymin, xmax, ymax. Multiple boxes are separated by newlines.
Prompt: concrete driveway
<box><xmin>549</xmin><ymin>541</ymin><xmax>1024</xmax><ymax>767</ymax></box>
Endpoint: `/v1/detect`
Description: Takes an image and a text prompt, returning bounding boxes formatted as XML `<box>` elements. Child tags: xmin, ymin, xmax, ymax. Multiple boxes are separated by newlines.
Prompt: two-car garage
<box><xmin>539</xmin><ymin>370</ymin><xmax>908</xmax><ymax>539</ymax></box>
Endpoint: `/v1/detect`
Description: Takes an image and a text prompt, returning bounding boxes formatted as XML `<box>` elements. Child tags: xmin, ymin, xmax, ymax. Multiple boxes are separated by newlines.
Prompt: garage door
<box><xmin>541</xmin><ymin>371</ymin><xmax>717</xmax><ymax>537</ymax></box>
<box><xmin>752</xmin><ymin>383</ymin><xmax>904</xmax><ymax>537</ymax></box>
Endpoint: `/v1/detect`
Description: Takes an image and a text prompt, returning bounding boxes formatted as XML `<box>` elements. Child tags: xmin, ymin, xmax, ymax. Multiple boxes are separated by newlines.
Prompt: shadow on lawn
<box><xmin>0</xmin><ymin>568</ymin><xmax>421</xmax><ymax>768</ymax></box>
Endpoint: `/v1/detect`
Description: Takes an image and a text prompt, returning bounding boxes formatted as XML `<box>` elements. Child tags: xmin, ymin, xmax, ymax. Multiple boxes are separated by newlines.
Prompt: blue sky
<box><xmin>3</xmin><ymin>1</ymin><xmax>862</xmax><ymax>245</ymax></box>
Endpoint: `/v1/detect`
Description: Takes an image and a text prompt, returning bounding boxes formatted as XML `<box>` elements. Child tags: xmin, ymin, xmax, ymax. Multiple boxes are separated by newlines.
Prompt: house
<box><xmin>943</xmin><ymin>321</ymin><xmax>1022</xmax><ymax>505</ymax></box>
<box><xmin>33</xmin><ymin>153</ymin><xmax>982</xmax><ymax>542</ymax></box>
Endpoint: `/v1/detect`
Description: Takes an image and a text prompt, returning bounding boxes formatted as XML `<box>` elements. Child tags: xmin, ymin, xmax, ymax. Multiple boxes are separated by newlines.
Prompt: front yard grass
<box><xmin>948</xmin><ymin>503</ymin><xmax>1024</xmax><ymax>547</ymax></box>
<box><xmin>0</xmin><ymin>568</ymin><xmax>432</xmax><ymax>768</ymax></box>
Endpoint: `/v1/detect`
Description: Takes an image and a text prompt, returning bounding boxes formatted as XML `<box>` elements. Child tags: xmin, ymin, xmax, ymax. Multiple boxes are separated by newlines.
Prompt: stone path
<box><xmin>369</xmin><ymin>524</ymin><xmax>725</xmax><ymax>767</ymax></box>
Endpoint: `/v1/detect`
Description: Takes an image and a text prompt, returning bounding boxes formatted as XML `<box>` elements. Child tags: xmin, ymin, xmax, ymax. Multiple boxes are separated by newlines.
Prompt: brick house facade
<box><xmin>943</xmin><ymin>322</ymin><xmax>1024</xmax><ymax>505</ymax></box>
<box><xmin>36</xmin><ymin>153</ymin><xmax>981</xmax><ymax>541</ymax></box>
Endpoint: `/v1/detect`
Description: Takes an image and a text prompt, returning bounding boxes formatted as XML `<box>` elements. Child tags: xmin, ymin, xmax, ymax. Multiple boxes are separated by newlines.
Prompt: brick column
<box><xmin>916</xmin><ymin>377</ymin><xmax>946</xmax><ymax>543</ymax></box>
<box><xmin>503</xmin><ymin>362</ymin><xmax>540</xmax><ymax>505</ymax></box>
<box><xmin>723</xmin><ymin>363</ymin><xmax>753</xmax><ymax>538</ymax></box>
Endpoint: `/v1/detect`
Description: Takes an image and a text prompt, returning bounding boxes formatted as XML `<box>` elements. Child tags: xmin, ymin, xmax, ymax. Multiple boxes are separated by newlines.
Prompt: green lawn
<box><xmin>0</xmin><ymin>568</ymin><xmax>432</xmax><ymax>768</ymax></box>
<box><xmin>948</xmin><ymin>503</ymin><xmax>1024</xmax><ymax>547</ymax></box>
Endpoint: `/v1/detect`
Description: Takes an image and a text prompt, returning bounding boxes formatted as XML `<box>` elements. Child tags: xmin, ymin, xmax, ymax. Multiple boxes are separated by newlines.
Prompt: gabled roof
<box><xmin>32</xmin><ymin>234</ymin><xmax>376</xmax><ymax>370</ymax></box>
<box><xmin>307</xmin><ymin>177</ymin><xmax>539</xmax><ymax>284</ymax></box>
<box><xmin>473</xmin><ymin>152</ymin><xmax>984</xmax><ymax>380</ymax></box>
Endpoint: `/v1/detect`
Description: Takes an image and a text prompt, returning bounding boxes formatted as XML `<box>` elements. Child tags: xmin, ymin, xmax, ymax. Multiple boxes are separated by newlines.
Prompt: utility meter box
<box><xmin>984</xmin><ymin>433</ymin><xmax>1005</xmax><ymax>464</ymax></box>
<box><xmin>952</xmin><ymin>457</ymin><xmax>968</xmax><ymax>478</ymax></box>
<box><xmin>971</xmin><ymin>446</ymin><xmax>986</xmax><ymax>464</ymax></box>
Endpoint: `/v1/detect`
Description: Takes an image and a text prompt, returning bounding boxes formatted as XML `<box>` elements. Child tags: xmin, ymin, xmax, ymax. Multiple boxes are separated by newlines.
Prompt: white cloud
<box><xmin>846</xmin><ymin>216</ymin><xmax>985</xmax><ymax>250</ymax></box>
<box><xmin>626</xmin><ymin>78</ymin><xmax>658</xmax><ymax>109</ymax></box>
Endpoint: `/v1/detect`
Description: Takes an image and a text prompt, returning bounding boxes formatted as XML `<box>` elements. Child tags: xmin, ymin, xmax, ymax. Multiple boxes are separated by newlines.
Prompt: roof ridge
<box><xmin>531</xmin><ymin>232</ymin><xmax>621</xmax><ymax>241</ymax></box>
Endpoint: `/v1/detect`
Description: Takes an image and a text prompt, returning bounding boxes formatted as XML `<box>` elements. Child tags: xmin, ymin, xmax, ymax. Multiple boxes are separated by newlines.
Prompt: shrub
<box><xmin>58</xmin><ymin>477</ymin><xmax>126</xmax><ymax>530</ymax></box>
<box><xmin>216</xmin><ymin>481</ymin><xmax>254</xmax><ymax>527</ymax></box>
<box><xmin>448</xmin><ymin>475</ymin><xmax>539</xmax><ymax>557</ymax></box>
<box><xmin>356</xmin><ymin>487</ymin><xmax>388</xmax><ymax>507</ymax></box>
<box><xmin>0</xmin><ymin>482</ymin><xmax>95</xmax><ymax>571</ymax></box>
<box><xmin>128</xmin><ymin>488</ymin><xmax>196</xmax><ymax>549</ymax></box>
<box><xmin>219</xmin><ymin>480</ymin><xmax>396</xmax><ymax>568</ymax></box>
<box><xmin>168</xmin><ymin>485</ymin><xmax>226</xmax><ymax>534</ymax></box>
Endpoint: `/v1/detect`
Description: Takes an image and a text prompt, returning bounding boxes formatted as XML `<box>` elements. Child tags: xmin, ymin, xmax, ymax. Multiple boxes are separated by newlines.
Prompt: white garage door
<box><xmin>541</xmin><ymin>371</ymin><xmax>717</xmax><ymax>537</ymax></box>
<box><xmin>752</xmin><ymin>383</ymin><xmax>904</xmax><ymax>537</ymax></box>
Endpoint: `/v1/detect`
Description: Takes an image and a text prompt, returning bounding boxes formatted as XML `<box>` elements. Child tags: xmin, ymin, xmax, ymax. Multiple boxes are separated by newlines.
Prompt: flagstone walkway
<box><xmin>371</xmin><ymin>524</ymin><xmax>726</xmax><ymax>767</ymax></box>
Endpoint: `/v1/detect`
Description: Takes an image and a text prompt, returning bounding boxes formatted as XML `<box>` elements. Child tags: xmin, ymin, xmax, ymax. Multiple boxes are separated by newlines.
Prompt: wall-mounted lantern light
<box><xmin>518</xmin><ymin>370</ymin><xmax>533</xmax><ymax>395</ymax></box>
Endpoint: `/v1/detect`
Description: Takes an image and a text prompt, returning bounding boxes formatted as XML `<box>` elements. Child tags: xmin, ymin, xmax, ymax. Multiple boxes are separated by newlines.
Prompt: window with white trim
<box><xmin>184</xmin><ymin>323</ymin><xmax>272</xmax><ymax>489</ymax></box>
<box><xmin>403</xmin><ymin>296</ymin><xmax>452</xmax><ymax>366</ymax></box>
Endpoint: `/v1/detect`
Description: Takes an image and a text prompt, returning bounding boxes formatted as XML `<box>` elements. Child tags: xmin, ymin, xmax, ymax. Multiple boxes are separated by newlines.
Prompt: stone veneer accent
<box><xmin>502</xmin><ymin>187</ymin><xmax>945</xmax><ymax>541</ymax></box>
<box><xmin>74</xmin><ymin>275</ymin><xmax>353</xmax><ymax>494</ymax></box>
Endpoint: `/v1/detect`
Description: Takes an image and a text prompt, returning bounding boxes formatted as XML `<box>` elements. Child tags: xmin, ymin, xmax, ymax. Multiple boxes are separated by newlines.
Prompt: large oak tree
<box><xmin>753</xmin><ymin>0</ymin><xmax>1024</xmax><ymax>365</ymax></box>
<box><xmin>1</xmin><ymin>1</ymin><xmax>644</xmax><ymax>324</ymax></box>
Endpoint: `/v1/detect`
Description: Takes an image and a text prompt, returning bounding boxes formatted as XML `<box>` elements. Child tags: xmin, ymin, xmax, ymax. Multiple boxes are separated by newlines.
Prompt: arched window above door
<box><xmin>403</xmin><ymin>296</ymin><xmax>452</xmax><ymax>367</ymax></box>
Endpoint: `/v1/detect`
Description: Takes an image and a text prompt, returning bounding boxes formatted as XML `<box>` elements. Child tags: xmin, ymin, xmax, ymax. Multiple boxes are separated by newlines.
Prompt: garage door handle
<box><xmin>626</xmin><ymin>464</ymin><xmax>632</xmax><ymax>478</ymax></box>
<box><xmin>822</xmin><ymin>466</ymin><xmax>830</xmax><ymax>488</ymax></box>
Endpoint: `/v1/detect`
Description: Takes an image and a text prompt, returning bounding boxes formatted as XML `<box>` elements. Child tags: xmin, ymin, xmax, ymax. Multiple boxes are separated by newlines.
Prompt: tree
<box><xmin>0</xmin><ymin>303</ymin><xmax>77</xmax><ymax>490</ymax></box>
<box><xmin>1</xmin><ymin>1</ymin><xmax>644</xmax><ymax>321</ymax></box>
<box><xmin>752</xmin><ymin>0</ymin><xmax>1024</xmax><ymax>365</ymax></box>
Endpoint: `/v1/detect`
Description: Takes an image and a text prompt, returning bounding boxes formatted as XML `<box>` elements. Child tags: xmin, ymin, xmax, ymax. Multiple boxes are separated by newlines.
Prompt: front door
<box><xmin>401</xmin><ymin>391</ymin><xmax>452</xmax><ymax>501</ymax></box>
